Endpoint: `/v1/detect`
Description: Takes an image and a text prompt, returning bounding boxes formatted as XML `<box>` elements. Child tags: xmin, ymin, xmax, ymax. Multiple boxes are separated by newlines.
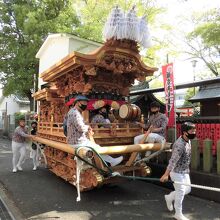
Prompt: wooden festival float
<box><xmin>33</xmin><ymin>6</ymin><xmax>170</xmax><ymax>192</ymax></box>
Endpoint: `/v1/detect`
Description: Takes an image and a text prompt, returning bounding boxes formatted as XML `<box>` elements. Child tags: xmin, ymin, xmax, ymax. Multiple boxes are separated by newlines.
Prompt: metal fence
<box><xmin>0</xmin><ymin>116</ymin><xmax>3</xmax><ymax>129</ymax></box>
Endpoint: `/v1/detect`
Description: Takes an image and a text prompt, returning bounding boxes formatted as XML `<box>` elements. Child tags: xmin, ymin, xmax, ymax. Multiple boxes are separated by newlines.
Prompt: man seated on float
<box><xmin>66</xmin><ymin>95</ymin><xmax>123</xmax><ymax>166</ymax></box>
<box><xmin>91</xmin><ymin>104</ymin><xmax>111</xmax><ymax>128</ymax></box>
<box><xmin>134</xmin><ymin>101</ymin><xmax>168</xmax><ymax>156</ymax></box>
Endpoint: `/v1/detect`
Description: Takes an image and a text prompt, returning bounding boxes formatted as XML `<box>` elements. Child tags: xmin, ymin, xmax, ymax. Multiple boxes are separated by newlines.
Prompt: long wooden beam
<box><xmin>34</xmin><ymin>136</ymin><xmax>74</xmax><ymax>154</ymax></box>
<box><xmin>33</xmin><ymin>136</ymin><xmax>171</xmax><ymax>155</ymax></box>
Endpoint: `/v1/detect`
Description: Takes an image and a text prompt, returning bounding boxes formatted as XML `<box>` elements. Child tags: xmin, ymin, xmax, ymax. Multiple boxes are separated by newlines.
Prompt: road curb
<box><xmin>0</xmin><ymin>182</ymin><xmax>25</xmax><ymax>220</ymax></box>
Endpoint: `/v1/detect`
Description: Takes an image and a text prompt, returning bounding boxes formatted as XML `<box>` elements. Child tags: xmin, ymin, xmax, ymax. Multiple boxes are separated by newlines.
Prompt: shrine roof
<box><xmin>130</xmin><ymin>76</ymin><xmax>220</xmax><ymax>96</ymax></box>
<box><xmin>130</xmin><ymin>81</ymin><xmax>149</xmax><ymax>91</ymax></box>
<box><xmin>14</xmin><ymin>95</ymin><xmax>30</xmax><ymax>104</ymax></box>
<box><xmin>189</xmin><ymin>82</ymin><xmax>220</xmax><ymax>102</ymax></box>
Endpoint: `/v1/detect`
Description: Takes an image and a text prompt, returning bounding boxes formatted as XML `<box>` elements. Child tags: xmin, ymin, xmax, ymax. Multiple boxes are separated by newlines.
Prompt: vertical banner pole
<box><xmin>162</xmin><ymin>63</ymin><xmax>176</xmax><ymax>139</ymax></box>
<box><xmin>173</xmin><ymin>67</ymin><xmax>177</xmax><ymax>140</ymax></box>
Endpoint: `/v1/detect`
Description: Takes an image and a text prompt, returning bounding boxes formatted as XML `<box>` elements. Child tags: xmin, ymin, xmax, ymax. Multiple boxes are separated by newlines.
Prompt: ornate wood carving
<box><xmin>105</xmin><ymin>38</ymin><xmax>139</xmax><ymax>53</ymax></box>
<box><xmin>98</xmin><ymin>54</ymin><xmax>139</xmax><ymax>75</ymax></box>
<box><xmin>40</xmin><ymin>101</ymin><xmax>51</xmax><ymax>122</ymax></box>
<box><xmin>84</xmin><ymin>65</ymin><xmax>97</xmax><ymax>76</ymax></box>
<box><xmin>53</xmin><ymin>102</ymin><xmax>68</xmax><ymax>123</ymax></box>
<box><xmin>32</xmin><ymin>89</ymin><xmax>48</xmax><ymax>101</ymax></box>
<box><xmin>54</xmin><ymin>66</ymin><xmax>94</xmax><ymax>96</ymax></box>
<box><xmin>35</xmin><ymin>38</ymin><xmax>162</xmax><ymax>192</ymax></box>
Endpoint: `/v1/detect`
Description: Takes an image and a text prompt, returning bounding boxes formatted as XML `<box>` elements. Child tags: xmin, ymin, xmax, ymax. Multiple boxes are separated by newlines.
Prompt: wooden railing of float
<box><xmin>38</xmin><ymin>122</ymin><xmax>64</xmax><ymax>136</ymax></box>
<box><xmin>38</xmin><ymin>122</ymin><xmax>142</xmax><ymax>139</ymax></box>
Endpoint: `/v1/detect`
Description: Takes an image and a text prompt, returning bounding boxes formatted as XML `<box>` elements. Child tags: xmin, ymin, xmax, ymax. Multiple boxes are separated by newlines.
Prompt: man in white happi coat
<box><xmin>66</xmin><ymin>95</ymin><xmax>123</xmax><ymax>166</ymax></box>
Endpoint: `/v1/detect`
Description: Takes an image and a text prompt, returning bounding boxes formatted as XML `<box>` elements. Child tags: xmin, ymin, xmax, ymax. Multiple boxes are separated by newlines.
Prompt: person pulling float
<box><xmin>160</xmin><ymin>122</ymin><xmax>196</xmax><ymax>220</ymax></box>
<box><xmin>11</xmin><ymin>116</ymin><xmax>32</xmax><ymax>172</ymax></box>
<box><xmin>30</xmin><ymin>121</ymin><xmax>39</xmax><ymax>170</ymax></box>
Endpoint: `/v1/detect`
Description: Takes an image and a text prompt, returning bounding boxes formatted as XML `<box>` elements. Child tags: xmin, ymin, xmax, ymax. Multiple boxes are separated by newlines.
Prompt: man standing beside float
<box><xmin>134</xmin><ymin>101</ymin><xmax>168</xmax><ymax>147</ymax></box>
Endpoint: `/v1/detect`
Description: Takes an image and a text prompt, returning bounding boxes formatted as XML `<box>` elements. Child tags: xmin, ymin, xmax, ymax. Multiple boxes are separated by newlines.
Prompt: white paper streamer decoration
<box><xmin>125</xmin><ymin>5</ymin><xmax>139</xmax><ymax>41</ymax></box>
<box><xmin>138</xmin><ymin>15</ymin><xmax>152</xmax><ymax>48</ymax></box>
<box><xmin>103</xmin><ymin>6</ymin><xmax>123</xmax><ymax>40</ymax></box>
<box><xmin>103</xmin><ymin>6</ymin><xmax>152</xmax><ymax>49</ymax></box>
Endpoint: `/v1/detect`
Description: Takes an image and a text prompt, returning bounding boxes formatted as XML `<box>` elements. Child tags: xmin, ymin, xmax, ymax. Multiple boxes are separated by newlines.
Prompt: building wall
<box><xmin>0</xmin><ymin>96</ymin><xmax>30</xmax><ymax>116</ymax></box>
<box><xmin>0</xmin><ymin>96</ymin><xmax>19</xmax><ymax>116</ymax></box>
<box><xmin>68</xmin><ymin>39</ymin><xmax>100</xmax><ymax>54</ymax></box>
<box><xmin>38</xmin><ymin>37</ymin><xmax>70</xmax><ymax>88</ymax></box>
<box><xmin>201</xmin><ymin>100</ymin><xmax>220</xmax><ymax>116</ymax></box>
<box><xmin>38</xmin><ymin>37</ymin><xmax>70</xmax><ymax>74</ymax></box>
<box><xmin>18</xmin><ymin>103</ymin><xmax>30</xmax><ymax>113</ymax></box>
<box><xmin>37</xmin><ymin>34</ymin><xmax>102</xmax><ymax>89</ymax></box>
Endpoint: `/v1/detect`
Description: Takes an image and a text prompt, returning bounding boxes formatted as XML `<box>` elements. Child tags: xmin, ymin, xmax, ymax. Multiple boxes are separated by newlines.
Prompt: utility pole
<box><xmin>191</xmin><ymin>60</ymin><xmax>198</xmax><ymax>96</ymax></box>
<box><xmin>191</xmin><ymin>60</ymin><xmax>198</xmax><ymax>116</ymax></box>
<box><xmin>166</xmin><ymin>54</ymin><xmax>169</xmax><ymax>64</ymax></box>
<box><xmin>33</xmin><ymin>73</ymin><xmax>36</xmax><ymax>112</ymax></box>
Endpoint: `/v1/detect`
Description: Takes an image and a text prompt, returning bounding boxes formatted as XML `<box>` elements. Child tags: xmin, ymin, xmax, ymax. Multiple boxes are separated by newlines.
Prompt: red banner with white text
<box><xmin>162</xmin><ymin>63</ymin><xmax>175</xmax><ymax>127</ymax></box>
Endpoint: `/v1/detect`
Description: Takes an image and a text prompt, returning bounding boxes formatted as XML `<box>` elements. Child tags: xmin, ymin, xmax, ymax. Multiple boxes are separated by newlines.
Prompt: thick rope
<box><xmin>174</xmin><ymin>181</ymin><xmax>220</xmax><ymax>192</ymax></box>
<box><xmin>112</xmin><ymin>173</ymin><xmax>220</xmax><ymax>192</ymax></box>
<box><xmin>75</xmin><ymin>146</ymin><xmax>113</xmax><ymax>176</ymax></box>
<box><xmin>76</xmin><ymin>146</ymin><xmax>220</xmax><ymax>193</ymax></box>
<box><xmin>73</xmin><ymin>145</ymin><xmax>220</xmax><ymax>204</ymax></box>
<box><xmin>74</xmin><ymin>146</ymin><xmax>114</xmax><ymax>202</ymax></box>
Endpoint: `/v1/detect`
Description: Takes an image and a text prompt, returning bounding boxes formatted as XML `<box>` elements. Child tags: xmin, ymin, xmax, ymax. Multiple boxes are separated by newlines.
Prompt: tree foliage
<box><xmin>73</xmin><ymin>0</ymin><xmax>165</xmax><ymax>66</ymax></box>
<box><xmin>0</xmin><ymin>0</ymin><xmax>80</xmax><ymax>110</ymax></box>
<box><xmin>0</xmin><ymin>0</ymin><xmax>165</xmax><ymax>111</ymax></box>
<box><xmin>183</xmin><ymin>87</ymin><xmax>198</xmax><ymax>107</ymax></box>
<box><xmin>185</xmin><ymin>8</ymin><xmax>220</xmax><ymax>76</ymax></box>
<box><xmin>73</xmin><ymin>0</ymin><xmax>162</xmax><ymax>42</ymax></box>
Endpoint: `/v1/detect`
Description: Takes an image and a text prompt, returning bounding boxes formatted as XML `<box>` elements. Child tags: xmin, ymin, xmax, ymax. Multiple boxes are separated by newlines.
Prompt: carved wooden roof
<box><xmin>32</xmin><ymin>88</ymin><xmax>48</xmax><ymax>101</ymax></box>
<box><xmin>40</xmin><ymin>39</ymin><xmax>158</xmax><ymax>82</ymax></box>
<box><xmin>33</xmin><ymin>88</ymin><xmax>64</xmax><ymax>102</ymax></box>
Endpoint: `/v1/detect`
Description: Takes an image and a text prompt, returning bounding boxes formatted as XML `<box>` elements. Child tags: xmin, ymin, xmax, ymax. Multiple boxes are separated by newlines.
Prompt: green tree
<box><xmin>73</xmin><ymin>0</ymin><xmax>165</xmax><ymax>66</ymax></box>
<box><xmin>183</xmin><ymin>88</ymin><xmax>198</xmax><ymax>107</ymax></box>
<box><xmin>0</xmin><ymin>0</ymin><xmax>166</xmax><ymax>112</ymax></box>
<box><xmin>0</xmin><ymin>0</ymin><xmax>80</xmax><ymax>111</ymax></box>
<box><xmin>74</xmin><ymin>0</ymin><xmax>162</xmax><ymax>42</ymax></box>
<box><xmin>185</xmin><ymin>8</ymin><xmax>220</xmax><ymax>76</ymax></box>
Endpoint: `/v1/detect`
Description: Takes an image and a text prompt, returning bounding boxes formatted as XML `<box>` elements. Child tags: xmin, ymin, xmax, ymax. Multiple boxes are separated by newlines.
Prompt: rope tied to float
<box><xmin>74</xmin><ymin>146</ymin><xmax>220</xmax><ymax>202</ymax></box>
<box><xmin>74</xmin><ymin>146</ymin><xmax>113</xmax><ymax>202</ymax></box>
<box><xmin>74</xmin><ymin>146</ymin><xmax>113</xmax><ymax>176</ymax></box>
<box><xmin>111</xmin><ymin>172</ymin><xmax>220</xmax><ymax>192</ymax></box>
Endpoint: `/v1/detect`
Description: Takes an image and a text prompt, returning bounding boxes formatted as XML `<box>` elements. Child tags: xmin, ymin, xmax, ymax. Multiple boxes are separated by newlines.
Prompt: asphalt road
<box><xmin>0</xmin><ymin>137</ymin><xmax>220</xmax><ymax>220</ymax></box>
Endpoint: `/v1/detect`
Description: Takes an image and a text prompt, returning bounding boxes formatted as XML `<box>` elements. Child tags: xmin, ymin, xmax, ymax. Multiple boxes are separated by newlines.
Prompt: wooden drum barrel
<box><xmin>119</xmin><ymin>104</ymin><xmax>141</xmax><ymax>120</ymax></box>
